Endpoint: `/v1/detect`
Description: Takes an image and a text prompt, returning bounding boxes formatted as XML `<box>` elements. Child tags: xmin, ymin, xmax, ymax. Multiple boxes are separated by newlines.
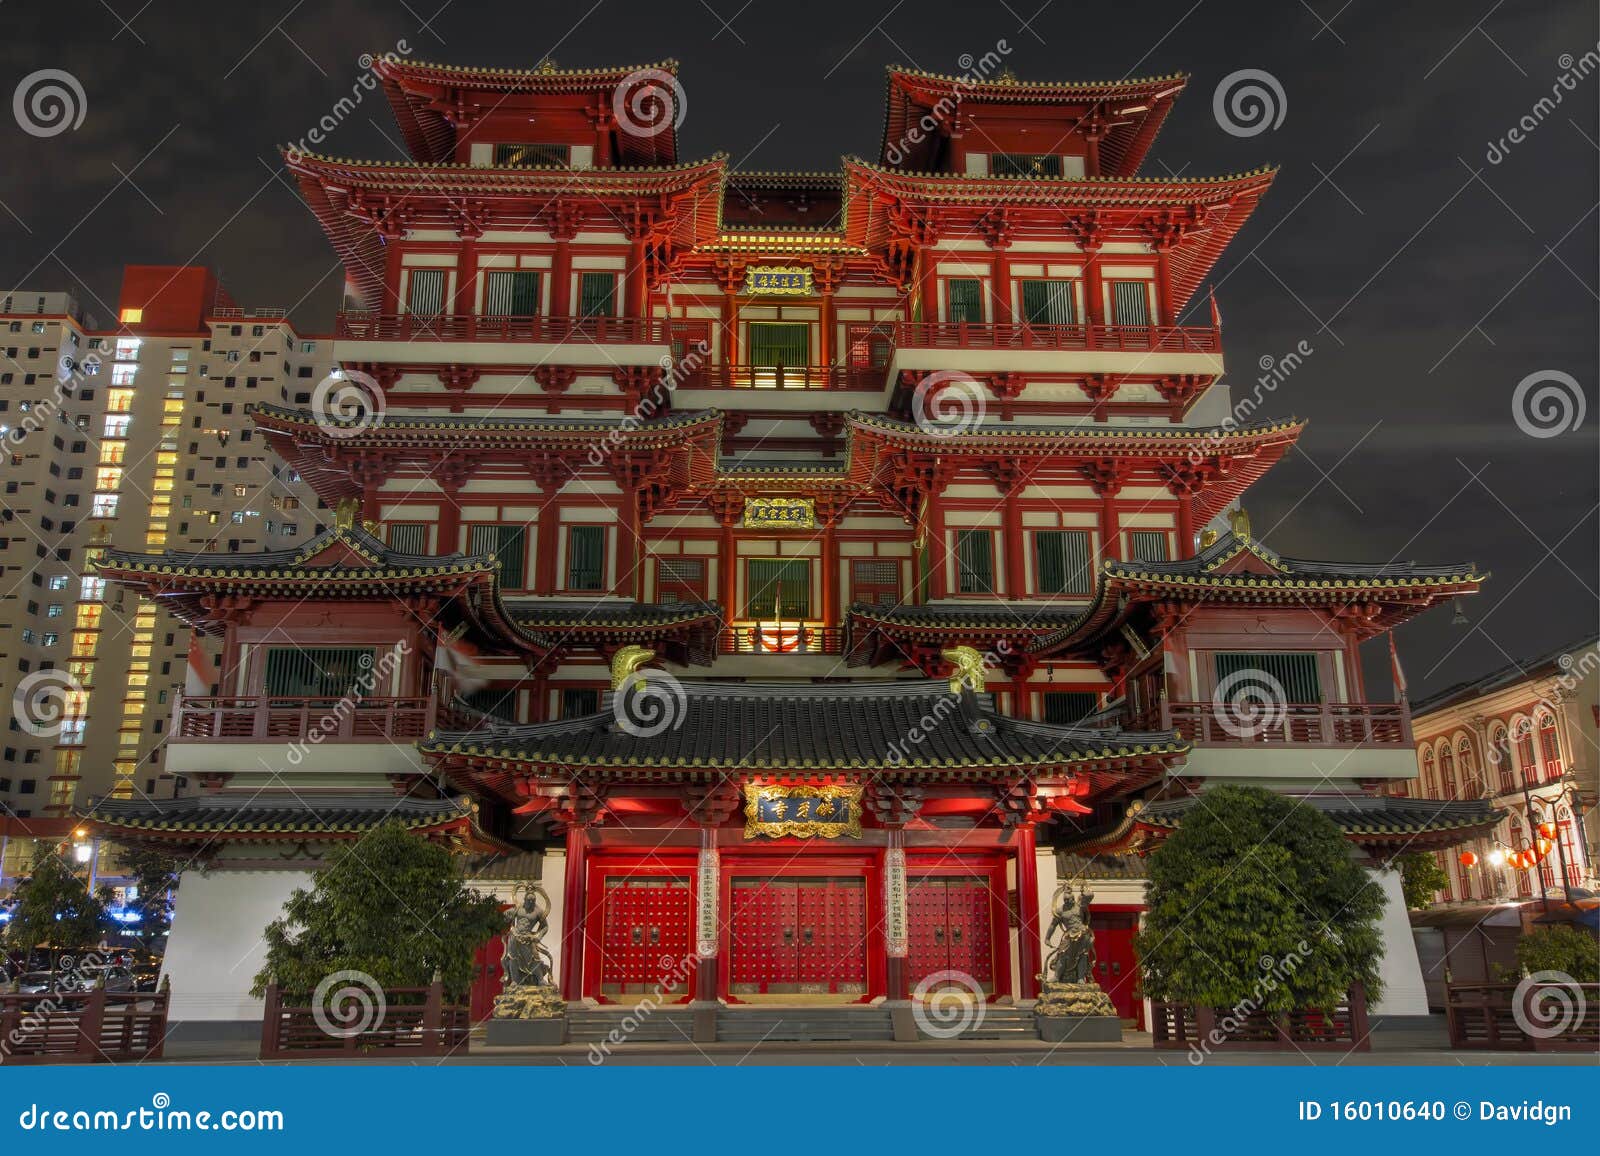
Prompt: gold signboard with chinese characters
<box><xmin>744</xmin><ymin>265</ymin><xmax>813</xmax><ymax>296</ymax></box>
<box><xmin>742</xmin><ymin>496</ymin><xmax>815</xmax><ymax>531</ymax></box>
<box><xmin>743</xmin><ymin>783</ymin><xmax>863</xmax><ymax>839</ymax></box>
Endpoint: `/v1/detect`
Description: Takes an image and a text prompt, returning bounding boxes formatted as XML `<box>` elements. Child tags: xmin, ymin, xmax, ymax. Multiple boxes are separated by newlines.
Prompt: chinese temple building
<box><xmin>86</xmin><ymin>57</ymin><xmax>1502</xmax><ymax>1040</ymax></box>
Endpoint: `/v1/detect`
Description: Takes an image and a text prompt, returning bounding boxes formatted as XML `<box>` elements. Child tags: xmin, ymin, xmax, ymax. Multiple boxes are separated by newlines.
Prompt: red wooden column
<box><xmin>559</xmin><ymin>818</ymin><xmax>590</xmax><ymax>1002</ymax></box>
<box><xmin>684</xmin><ymin>787</ymin><xmax>738</xmax><ymax>1039</ymax></box>
<box><xmin>872</xmin><ymin>785</ymin><xmax>924</xmax><ymax>1039</ymax></box>
<box><xmin>1082</xmin><ymin>459</ymin><xmax>1131</xmax><ymax>563</ymax></box>
<box><xmin>709</xmin><ymin>494</ymin><xmax>743</xmax><ymax>627</ymax></box>
<box><xmin>991</xmin><ymin>249</ymin><xmax>1013</xmax><ymax>324</ymax></box>
<box><xmin>452</xmin><ymin>236</ymin><xmax>478</xmax><ymax>317</ymax></box>
<box><xmin>1154</xmin><ymin>247</ymin><xmax>1176</xmax><ymax>326</ymax></box>
<box><xmin>1082</xmin><ymin>242</ymin><xmax>1105</xmax><ymax>328</ymax></box>
<box><xmin>383</xmin><ymin>237</ymin><xmax>404</xmax><ymax>312</ymax></box>
<box><xmin>717</xmin><ymin>267</ymin><xmax>742</xmax><ymax>382</ymax></box>
<box><xmin>1014</xmin><ymin>822</ymin><xmax>1042</xmax><ymax>999</ymax></box>
<box><xmin>548</xmin><ymin>203</ymin><xmax>578</xmax><ymax>318</ymax></box>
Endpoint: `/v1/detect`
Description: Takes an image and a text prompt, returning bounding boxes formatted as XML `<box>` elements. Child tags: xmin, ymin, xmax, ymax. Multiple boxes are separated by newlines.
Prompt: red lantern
<box><xmin>1458</xmin><ymin>850</ymin><xmax>1479</xmax><ymax>868</ymax></box>
<box><xmin>1537</xmin><ymin>821</ymin><xmax>1557</xmax><ymax>840</ymax></box>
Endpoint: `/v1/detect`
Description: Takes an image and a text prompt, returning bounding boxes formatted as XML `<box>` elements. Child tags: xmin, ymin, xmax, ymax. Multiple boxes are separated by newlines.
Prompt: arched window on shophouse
<box><xmin>1492</xmin><ymin>725</ymin><xmax>1514</xmax><ymax>793</ymax></box>
<box><xmin>1556</xmin><ymin>805</ymin><xmax>1584</xmax><ymax>887</ymax></box>
<box><xmin>1455</xmin><ymin>735</ymin><xmax>1479</xmax><ymax>798</ymax></box>
<box><xmin>1537</xmin><ymin>711</ymin><xmax>1563</xmax><ymax>781</ymax></box>
<box><xmin>1508</xmin><ymin>816</ymin><xmax>1532</xmax><ymax>897</ymax></box>
<box><xmin>1420</xmin><ymin>747</ymin><xmax>1437</xmax><ymax>798</ymax></box>
<box><xmin>1513</xmin><ymin>717</ymin><xmax>1538</xmax><ymax>786</ymax></box>
<box><xmin>1439</xmin><ymin>742</ymin><xmax>1457</xmax><ymax>800</ymax></box>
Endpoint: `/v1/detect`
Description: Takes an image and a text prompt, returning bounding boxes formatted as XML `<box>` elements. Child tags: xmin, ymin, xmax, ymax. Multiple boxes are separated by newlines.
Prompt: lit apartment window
<box><xmin>114</xmin><ymin>338</ymin><xmax>141</xmax><ymax>360</ymax></box>
<box><xmin>91</xmin><ymin>494</ymin><xmax>119</xmax><ymax>518</ymax></box>
<box><xmin>119</xmin><ymin>308</ymin><xmax>143</xmax><ymax>324</ymax></box>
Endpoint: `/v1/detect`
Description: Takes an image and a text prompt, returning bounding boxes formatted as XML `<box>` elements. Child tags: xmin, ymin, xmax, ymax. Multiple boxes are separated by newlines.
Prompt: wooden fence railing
<box><xmin>1151</xmin><ymin>983</ymin><xmax>1371</xmax><ymax>1052</ymax></box>
<box><xmin>0</xmin><ymin>985</ymin><xmax>169</xmax><ymax>1065</ymax></box>
<box><xmin>1445</xmin><ymin>981</ymin><xmax>1600</xmax><ymax>1052</ymax></box>
<box><xmin>259</xmin><ymin>979</ymin><xmax>469</xmax><ymax>1060</ymax></box>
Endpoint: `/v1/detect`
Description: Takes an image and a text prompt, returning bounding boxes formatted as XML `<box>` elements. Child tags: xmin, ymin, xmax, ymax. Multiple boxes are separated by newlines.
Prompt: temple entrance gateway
<box><xmin>598</xmin><ymin>876</ymin><xmax>695</xmax><ymax>997</ymax></box>
<box><xmin>728</xmin><ymin>876</ymin><xmax>868</xmax><ymax>997</ymax></box>
<box><xmin>907</xmin><ymin>876</ymin><xmax>997</xmax><ymax>995</ymax></box>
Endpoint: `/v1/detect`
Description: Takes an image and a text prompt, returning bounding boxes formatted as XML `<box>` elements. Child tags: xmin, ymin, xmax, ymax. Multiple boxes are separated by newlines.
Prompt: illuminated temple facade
<box><xmin>86</xmin><ymin>58</ymin><xmax>1501</xmax><ymax>1038</ymax></box>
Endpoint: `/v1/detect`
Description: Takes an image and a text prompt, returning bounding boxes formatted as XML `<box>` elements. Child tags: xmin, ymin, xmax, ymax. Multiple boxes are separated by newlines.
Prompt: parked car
<box><xmin>13</xmin><ymin>964</ymin><xmax>134</xmax><ymax>995</ymax></box>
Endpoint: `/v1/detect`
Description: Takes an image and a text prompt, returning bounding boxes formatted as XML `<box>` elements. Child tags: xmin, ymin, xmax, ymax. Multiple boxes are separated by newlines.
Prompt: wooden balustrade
<box><xmin>0</xmin><ymin>986</ymin><xmax>169</xmax><ymax>1065</ymax></box>
<box><xmin>172</xmin><ymin>694</ymin><xmax>433</xmax><ymax>743</ymax></box>
<box><xmin>336</xmin><ymin>311</ymin><xmax>707</xmax><ymax>346</ymax></box>
<box><xmin>717</xmin><ymin>625</ymin><xmax>845</xmax><ymax>656</ymax></box>
<box><xmin>1151</xmin><ymin>983</ymin><xmax>1370</xmax><ymax>1052</ymax></box>
<box><xmin>893</xmin><ymin>320</ymin><xmax>1221</xmax><ymax>354</ymax></box>
<box><xmin>685</xmin><ymin>364</ymin><xmax>888</xmax><ymax>391</ymax></box>
<box><xmin>1162</xmin><ymin>701</ymin><xmax>1411</xmax><ymax>747</ymax></box>
<box><xmin>1445</xmin><ymin>981</ymin><xmax>1600</xmax><ymax>1052</ymax></box>
<box><xmin>259</xmin><ymin>979</ymin><xmax>469</xmax><ymax>1060</ymax></box>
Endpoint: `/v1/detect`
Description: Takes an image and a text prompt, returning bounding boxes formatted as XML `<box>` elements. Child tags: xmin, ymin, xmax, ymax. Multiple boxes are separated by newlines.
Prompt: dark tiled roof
<box><xmin>849</xmin><ymin>601</ymin><xmax>1085</xmax><ymax>630</ymax></box>
<box><xmin>1138</xmin><ymin>794</ymin><xmax>1502</xmax><ymax>838</ymax></box>
<box><xmin>1413</xmin><ymin>634</ymin><xmax>1599</xmax><ymax>716</ymax></box>
<box><xmin>82</xmin><ymin>794</ymin><xmax>473</xmax><ymax>835</ymax></box>
<box><xmin>253</xmin><ymin>402</ymin><xmax>719</xmax><ymax>436</ymax></box>
<box><xmin>424</xmin><ymin>678</ymin><xmax>1184</xmax><ymax>773</ymax></box>
<box><xmin>505</xmin><ymin>598</ymin><xmax>720</xmax><ymax>629</ymax></box>
<box><xmin>1104</xmin><ymin>531</ymin><xmax>1481</xmax><ymax>588</ymax></box>
<box><xmin>98</xmin><ymin>524</ymin><xmax>489</xmax><ymax>578</ymax></box>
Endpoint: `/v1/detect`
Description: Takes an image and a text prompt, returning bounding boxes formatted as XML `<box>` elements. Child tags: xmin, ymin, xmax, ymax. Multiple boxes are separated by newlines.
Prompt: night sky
<box><xmin>3</xmin><ymin>0</ymin><xmax>1596</xmax><ymax>698</ymax></box>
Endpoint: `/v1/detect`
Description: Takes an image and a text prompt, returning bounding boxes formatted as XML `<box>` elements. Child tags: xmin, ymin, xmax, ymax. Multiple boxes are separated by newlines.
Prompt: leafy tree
<box><xmin>1134</xmin><ymin>785</ymin><xmax>1386</xmax><ymax>1011</ymax></box>
<box><xmin>1394</xmin><ymin>850</ymin><xmax>1450</xmax><ymax>910</ymax></box>
<box><xmin>1515</xmin><ymin>925</ymin><xmax>1599</xmax><ymax>982</ymax></box>
<box><xmin>4</xmin><ymin>850</ymin><xmax>109</xmax><ymax>953</ymax></box>
<box><xmin>108</xmin><ymin>844</ymin><xmax>180</xmax><ymax>949</ymax></box>
<box><xmin>251</xmin><ymin>822</ymin><xmax>505</xmax><ymax>1001</ymax></box>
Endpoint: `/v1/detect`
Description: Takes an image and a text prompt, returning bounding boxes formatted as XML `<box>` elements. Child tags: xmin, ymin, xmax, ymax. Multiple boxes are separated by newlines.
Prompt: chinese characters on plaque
<box><xmin>743</xmin><ymin>783</ymin><xmax>863</xmax><ymax>839</ymax></box>
<box><xmin>743</xmin><ymin>266</ymin><xmax>813</xmax><ymax>296</ymax></box>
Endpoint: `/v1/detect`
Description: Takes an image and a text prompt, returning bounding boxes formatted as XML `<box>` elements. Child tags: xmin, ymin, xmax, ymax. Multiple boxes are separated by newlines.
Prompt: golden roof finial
<box><xmin>1228</xmin><ymin>506</ymin><xmax>1252</xmax><ymax>541</ymax></box>
<box><xmin>538</xmin><ymin>57</ymin><xmax>558</xmax><ymax>74</ymax></box>
<box><xmin>334</xmin><ymin>497</ymin><xmax>362</xmax><ymax>532</ymax></box>
<box><xmin>941</xmin><ymin>645</ymin><xmax>987</xmax><ymax>694</ymax></box>
<box><xmin>610</xmin><ymin>645</ymin><xmax>656</xmax><ymax>691</ymax></box>
<box><xmin>995</xmin><ymin>66</ymin><xmax>1018</xmax><ymax>85</ymax></box>
<box><xmin>1199</xmin><ymin>527</ymin><xmax>1219</xmax><ymax>549</ymax></box>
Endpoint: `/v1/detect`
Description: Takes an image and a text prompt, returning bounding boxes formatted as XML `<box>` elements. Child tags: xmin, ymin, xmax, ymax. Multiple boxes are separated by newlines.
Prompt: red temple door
<box><xmin>598</xmin><ymin>876</ymin><xmax>695</xmax><ymax>998</ymax></box>
<box><xmin>907</xmin><ymin>876</ymin><xmax>996</xmax><ymax>994</ymax></box>
<box><xmin>470</xmin><ymin>929</ymin><xmax>507</xmax><ymax>1022</ymax></box>
<box><xmin>1092</xmin><ymin>911</ymin><xmax>1143</xmax><ymax>1028</ymax></box>
<box><xmin>729</xmin><ymin>877</ymin><xmax>866</xmax><ymax>995</ymax></box>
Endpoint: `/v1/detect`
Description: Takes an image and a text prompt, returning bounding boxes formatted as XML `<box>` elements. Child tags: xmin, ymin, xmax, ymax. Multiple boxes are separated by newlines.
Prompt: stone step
<box><xmin>566</xmin><ymin>1008</ymin><xmax>696</xmax><ymax>1044</ymax></box>
<box><xmin>917</xmin><ymin>1007</ymin><xmax>1041</xmax><ymax>1041</ymax></box>
<box><xmin>715</xmin><ymin>1008</ymin><xmax>894</xmax><ymax>1042</ymax></box>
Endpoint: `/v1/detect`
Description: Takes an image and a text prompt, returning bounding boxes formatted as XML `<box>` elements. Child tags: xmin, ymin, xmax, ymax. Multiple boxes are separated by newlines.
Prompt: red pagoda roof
<box><xmin>880</xmin><ymin>67</ymin><xmax>1187</xmax><ymax>176</ymax></box>
<box><xmin>285</xmin><ymin>152</ymin><xmax>725</xmax><ymax>308</ymax></box>
<box><xmin>843</xmin><ymin>160</ymin><xmax>1276</xmax><ymax>313</ymax></box>
<box><xmin>373</xmin><ymin>55</ymin><xmax>682</xmax><ymax>166</ymax></box>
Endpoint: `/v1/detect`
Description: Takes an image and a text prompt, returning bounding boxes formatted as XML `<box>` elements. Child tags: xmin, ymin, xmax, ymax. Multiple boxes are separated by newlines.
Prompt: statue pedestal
<box><xmin>1034</xmin><ymin>981</ymin><xmax>1122</xmax><ymax>1043</ymax></box>
<box><xmin>485</xmin><ymin>985</ymin><xmax>568</xmax><ymax>1046</ymax></box>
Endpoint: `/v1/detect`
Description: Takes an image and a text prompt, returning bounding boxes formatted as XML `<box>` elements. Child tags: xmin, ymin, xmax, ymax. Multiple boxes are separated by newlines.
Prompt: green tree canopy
<box><xmin>251</xmin><ymin>822</ymin><xmax>506</xmax><ymax>1001</ymax></box>
<box><xmin>5</xmin><ymin>850</ymin><xmax>109</xmax><ymax>953</ymax></box>
<box><xmin>1515</xmin><ymin>925</ymin><xmax>1600</xmax><ymax>983</ymax></box>
<box><xmin>108</xmin><ymin>844</ymin><xmax>180</xmax><ymax>949</ymax></box>
<box><xmin>1134</xmin><ymin>785</ymin><xmax>1386</xmax><ymax>1011</ymax></box>
<box><xmin>1395</xmin><ymin>850</ymin><xmax>1450</xmax><ymax>910</ymax></box>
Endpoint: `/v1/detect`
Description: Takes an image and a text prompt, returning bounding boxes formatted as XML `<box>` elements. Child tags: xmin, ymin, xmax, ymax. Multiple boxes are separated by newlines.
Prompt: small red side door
<box><xmin>1092</xmin><ymin>912</ymin><xmax>1142</xmax><ymax>1028</ymax></box>
<box><xmin>470</xmin><ymin>929</ymin><xmax>507</xmax><ymax>1022</ymax></box>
